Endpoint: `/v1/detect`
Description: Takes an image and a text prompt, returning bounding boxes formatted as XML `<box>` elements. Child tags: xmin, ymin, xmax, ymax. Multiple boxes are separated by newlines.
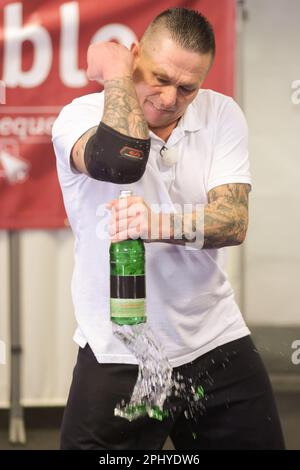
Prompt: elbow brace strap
<box><xmin>84</xmin><ymin>122</ymin><xmax>151</xmax><ymax>184</ymax></box>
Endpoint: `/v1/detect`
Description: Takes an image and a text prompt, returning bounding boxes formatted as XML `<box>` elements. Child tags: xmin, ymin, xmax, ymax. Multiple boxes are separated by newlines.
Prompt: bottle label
<box><xmin>110</xmin><ymin>275</ymin><xmax>145</xmax><ymax>298</ymax></box>
<box><xmin>110</xmin><ymin>298</ymin><xmax>145</xmax><ymax>318</ymax></box>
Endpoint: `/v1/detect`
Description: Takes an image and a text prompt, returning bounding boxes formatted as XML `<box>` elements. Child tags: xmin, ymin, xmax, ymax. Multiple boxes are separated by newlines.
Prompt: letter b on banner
<box><xmin>2</xmin><ymin>3</ymin><xmax>52</xmax><ymax>88</ymax></box>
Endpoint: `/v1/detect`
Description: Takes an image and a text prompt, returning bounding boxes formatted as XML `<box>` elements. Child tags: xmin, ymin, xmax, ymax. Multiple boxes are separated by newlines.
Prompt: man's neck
<box><xmin>149</xmin><ymin>118</ymin><xmax>179</xmax><ymax>142</ymax></box>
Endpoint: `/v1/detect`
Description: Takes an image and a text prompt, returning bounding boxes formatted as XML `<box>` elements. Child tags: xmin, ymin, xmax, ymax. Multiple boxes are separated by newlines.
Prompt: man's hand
<box><xmin>86</xmin><ymin>41</ymin><xmax>134</xmax><ymax>84</ymax></box>
<box><xmin>107</xmin><ymin>196</ymin><xmax>161</xmax><ymax>243</ymax></box>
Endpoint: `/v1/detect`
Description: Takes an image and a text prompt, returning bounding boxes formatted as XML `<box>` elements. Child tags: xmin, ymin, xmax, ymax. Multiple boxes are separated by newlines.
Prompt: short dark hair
<box><xmin>142</xmin><ymin>7</ymin><xmax>215</xmax><ymax>58</ymax></box>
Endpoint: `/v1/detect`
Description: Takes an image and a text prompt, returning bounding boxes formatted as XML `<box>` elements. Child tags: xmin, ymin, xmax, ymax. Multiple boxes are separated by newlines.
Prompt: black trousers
<box><xmin>60</xmin><ymin>336</ymin><xmax>285</xmax><ymax>450</ymax></box>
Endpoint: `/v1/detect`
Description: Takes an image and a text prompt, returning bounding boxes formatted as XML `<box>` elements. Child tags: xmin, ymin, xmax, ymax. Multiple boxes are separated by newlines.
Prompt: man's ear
<box><xmin>130</xmin><ymin>41</ymin><xmax>139</xmax><ymax>57</ymax></box>
<box><xmin>131</xmin><ymin>41</ymin><xmax>141</xmax><ymax>73</ymax></box>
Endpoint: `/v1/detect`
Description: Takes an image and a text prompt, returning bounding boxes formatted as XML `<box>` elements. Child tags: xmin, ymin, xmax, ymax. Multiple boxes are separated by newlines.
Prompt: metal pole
<box><xmin>236</xmin><ymin>0</ymin><xmax>249</xmax><ymax>317</ymax></box>
<box><xmin>8</xmin><ymin>230</ymin><xmax>26</xmax><ymax>444</ymax></box>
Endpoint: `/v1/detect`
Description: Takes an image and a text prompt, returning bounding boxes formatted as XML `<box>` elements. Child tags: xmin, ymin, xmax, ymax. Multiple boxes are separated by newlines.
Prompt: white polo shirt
<box><xmin>52</xmin><ymin>89</ymin><xmax>251</xmax><ymax>367</ymax></box>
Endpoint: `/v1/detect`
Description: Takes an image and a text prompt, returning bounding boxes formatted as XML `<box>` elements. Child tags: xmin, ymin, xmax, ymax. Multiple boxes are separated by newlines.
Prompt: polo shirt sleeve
<box><xmin>52</xmin><ymin>94</ymin><xmax>103</xmax><ymax>175</ymax></box>
<box><xmin>207</xmin><ymin>97</ymin><xmax>252</xmax><ymax>192</ymax></box>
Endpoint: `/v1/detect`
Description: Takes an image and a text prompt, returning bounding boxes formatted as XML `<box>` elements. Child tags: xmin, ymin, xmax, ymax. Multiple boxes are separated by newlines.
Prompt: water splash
<box><xmin>112</xmin><ymin>322</ymin><xmax>207</xmax><ymax>422</ymax></box>
<box><xmin>112</xmin><ymin>322</ymin><xmax>173</xmax><ymax>421</ymax></box>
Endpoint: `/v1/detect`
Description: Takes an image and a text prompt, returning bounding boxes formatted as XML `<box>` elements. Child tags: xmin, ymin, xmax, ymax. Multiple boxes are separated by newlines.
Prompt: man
<box><xmin>52</xmin><ymin>8</ymin><xmax>284</xmax><ymax>450</ymax></box>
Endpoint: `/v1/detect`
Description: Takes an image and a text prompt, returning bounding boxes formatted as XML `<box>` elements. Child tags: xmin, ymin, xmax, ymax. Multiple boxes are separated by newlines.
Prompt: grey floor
<box><xmin>0</xmin><ymin>392</ymin><xmax>299</xmax><ymax>450</ymax></box>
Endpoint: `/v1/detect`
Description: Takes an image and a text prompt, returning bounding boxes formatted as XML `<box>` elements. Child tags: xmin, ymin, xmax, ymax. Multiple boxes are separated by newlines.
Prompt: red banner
<box><xmin>0</xmin><ymin>0</ymin><xmax>235</xmax><ymax>229</ymax></box>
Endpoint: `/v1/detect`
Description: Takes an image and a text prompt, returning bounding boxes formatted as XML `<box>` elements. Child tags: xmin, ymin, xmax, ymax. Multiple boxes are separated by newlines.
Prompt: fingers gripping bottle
<box><xmin>110</xmin><ymin>189</ymin><xmax>146</xmax><ymax>326</ymax></box>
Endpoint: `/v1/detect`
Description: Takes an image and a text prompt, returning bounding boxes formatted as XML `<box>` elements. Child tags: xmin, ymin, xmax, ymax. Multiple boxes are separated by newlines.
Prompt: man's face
<box><xmin>132</xmin><ymin>35</ymin><xmax>212</xmax><ymax>131</ymax></box>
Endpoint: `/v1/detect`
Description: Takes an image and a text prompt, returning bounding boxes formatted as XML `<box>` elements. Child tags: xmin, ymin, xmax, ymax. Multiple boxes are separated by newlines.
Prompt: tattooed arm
<box><xmin>71</xmin><ymin>42</ymin><xmax>148</xmax><ymax>174</ymax></box>
<box><xmin>168</xmin><ymin>183</ymin><xmax>251</xmax><ymax>248</ymax></box>
<box><xmin>203</xmin><ymin>183</ymin><xmax>250</xmax><ymax>248</ymax></box>
<box><xmin>108</xmin><ymin>183</ymin><xmax>250</xmax><ymax>249</ymax></box>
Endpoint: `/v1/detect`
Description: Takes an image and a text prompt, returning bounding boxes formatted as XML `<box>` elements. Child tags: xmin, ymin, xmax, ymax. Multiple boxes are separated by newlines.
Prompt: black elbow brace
<box><xmin>84</xmin><ymin>122</ymin><xmax>151</xmax><ymax>184</ymax></box>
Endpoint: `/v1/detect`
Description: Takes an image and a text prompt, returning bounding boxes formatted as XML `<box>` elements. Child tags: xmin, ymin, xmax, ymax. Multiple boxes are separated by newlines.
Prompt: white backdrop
<box><xmin>0</xmin><ymin>230</ymin><xmax>77</xmax><ymax>407</ymax></box>
<box><xmin>244</xmin><ymin>0</ymin><xmax>300</xmax><ymax>325</ymax></box>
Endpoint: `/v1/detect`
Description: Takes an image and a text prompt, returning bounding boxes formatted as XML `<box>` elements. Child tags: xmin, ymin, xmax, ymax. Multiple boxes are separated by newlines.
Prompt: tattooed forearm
<box><xmin>203</xmin><ymin>183</ymin><xmax>251</xmax><ymax>248</ymax></box>
<box><xmin>70</xmin><ymin>78</ymin><xmax>149</xmax><ymax>174</ymax></box>
<box><xmin>166</xmin><ymin>183</ymin><xmax>250</xmax><ymax>249</ymax></box>
<box><xmin>102</xmin><ymin>77</ymin><xmax>149</xmax><ymax>139</ymax></box>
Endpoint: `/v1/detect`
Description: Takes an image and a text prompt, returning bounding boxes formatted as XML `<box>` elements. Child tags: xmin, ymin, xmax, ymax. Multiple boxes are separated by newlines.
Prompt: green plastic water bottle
<box><xmin>110</xmin><ymin>189</ymin><xmax>146</xmax><ymax>326</ymax></box>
